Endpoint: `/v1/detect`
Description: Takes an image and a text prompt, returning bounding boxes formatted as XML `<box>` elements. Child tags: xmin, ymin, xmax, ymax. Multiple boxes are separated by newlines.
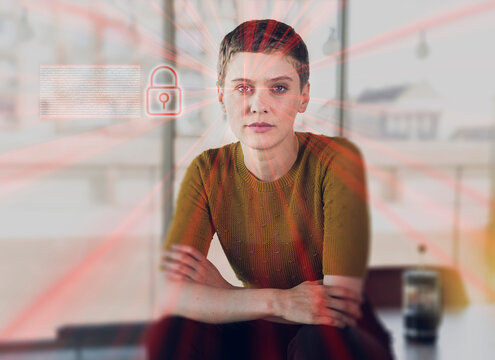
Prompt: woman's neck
<box><xmin>241</xmin><ymin>133</ymin><xmax>299</xmax><ymax>182</ymax></box>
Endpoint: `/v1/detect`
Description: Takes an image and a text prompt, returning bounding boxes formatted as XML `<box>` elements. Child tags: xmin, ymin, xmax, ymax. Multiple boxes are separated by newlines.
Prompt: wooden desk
<box><xmin>377</xmin><ymin>305</ymin><xmax>495</xmax><ymax>360</ymax></box>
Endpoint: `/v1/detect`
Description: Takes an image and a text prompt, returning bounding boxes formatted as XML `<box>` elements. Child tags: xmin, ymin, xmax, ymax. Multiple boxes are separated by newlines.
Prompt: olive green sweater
<box><xmin>164</xmin><ymin>132</ymin><xmax>370</xmax><ymax>289</ymax></box>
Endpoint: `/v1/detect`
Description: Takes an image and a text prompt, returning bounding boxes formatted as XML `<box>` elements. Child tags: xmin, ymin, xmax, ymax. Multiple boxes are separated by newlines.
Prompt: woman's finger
<box><xmin>324</xmin><ymin>285</ymin><xmax>363</xmax><ymax>304</ymax></box>
<box><xmin>163</xmin><ymin>250</ymin><xmax>210</xmax><ymax>280</ymax></box>
<box><xmin>170</xmin><ymin>244</ymin><xmax>206</xmax><ymax>262</ymax></box>
<box><xmin>314</xmin><ymin>315</ymin><xmax>346</xmax><ymax>328</ymax></box>
<box><xmin>324</xmin><ymin>296</ymin><xmax>362</xmax><ymax>319</ymax></box>
<box><xmin>161</xmin><ymin>259</ymin><xmax>197</xmax><ymax>279</ymax></box>
<box><xmin>309</xmin><ymin>294</ymin><xmax>357</xmax><ymax>327</ymax></box>
<box><xmin>327</xmin><ymin>307</ymin><xmax>357</xmax><ymax>327</ymax></box>
<box><xmin>317</xmin><ymin>305</ymin><xmax>356</xmax><ymax>328</ymax></box>
<box><xmin>163</xmin><ymin>268</ymin><xmax>194</xmax><ymax>282</ymax></box>
<box><xmin>162</xmin><ymin>250</ymin><xmax>199</xmax><ymax>271</ymax></box>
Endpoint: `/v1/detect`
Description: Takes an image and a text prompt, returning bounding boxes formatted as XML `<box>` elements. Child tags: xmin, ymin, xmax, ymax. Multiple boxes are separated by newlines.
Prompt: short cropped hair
<box><xmin>217</xmin><ymin>19</ymin><xmax>309</xmax><ymax>91</ymax></box>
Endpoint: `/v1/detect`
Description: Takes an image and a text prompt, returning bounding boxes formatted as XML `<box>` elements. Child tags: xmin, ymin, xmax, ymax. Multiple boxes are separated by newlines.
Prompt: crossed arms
<box><xmin>158</xmin><ymin>244</ymin><xmax>363</xmax><ymax>328</ymax></box>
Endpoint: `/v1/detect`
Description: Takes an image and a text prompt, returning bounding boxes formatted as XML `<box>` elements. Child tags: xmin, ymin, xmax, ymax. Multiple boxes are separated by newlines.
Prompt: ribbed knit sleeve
<box><xmin>162</xmin><ymin>155</ymin><xmax>215</xmax><ymax>256</ymax></box>
<box><xmin>321</xmin><ymin>139</ymin><xmax>370</xmax><ymax>278</ymax></box>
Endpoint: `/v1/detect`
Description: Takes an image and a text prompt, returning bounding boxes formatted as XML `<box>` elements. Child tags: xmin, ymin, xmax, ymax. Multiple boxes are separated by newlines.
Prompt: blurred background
<box><xmin>1</xmin><ymin>0</ymin><xmax>495</xmax><ymax>357</ymax></box>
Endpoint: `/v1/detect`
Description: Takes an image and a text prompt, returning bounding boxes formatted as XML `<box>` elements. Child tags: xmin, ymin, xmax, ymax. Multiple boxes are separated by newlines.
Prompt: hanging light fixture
<box><xmin>323</xmin><ymin>27</ymin><xmax>340</xmax><ymax>56</ymax></box>
<box><xmin>415</xmin><ymin>30</ymin><xmax>429</xmax><ymax>59</ymax></box>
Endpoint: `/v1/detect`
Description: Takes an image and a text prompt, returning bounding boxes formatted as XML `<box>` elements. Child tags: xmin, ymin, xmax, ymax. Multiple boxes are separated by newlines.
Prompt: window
<box><xmin>347</xmin><ymin>0</ymin><xmax>495</xmax><ymax>303</ymax></box>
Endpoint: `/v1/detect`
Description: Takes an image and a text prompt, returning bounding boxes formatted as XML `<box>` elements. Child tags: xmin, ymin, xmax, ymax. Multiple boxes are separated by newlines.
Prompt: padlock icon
<box><xmin>146</xmin><ymin>65</ymin><xmax>182</xmax><ymax>116</ymax></box>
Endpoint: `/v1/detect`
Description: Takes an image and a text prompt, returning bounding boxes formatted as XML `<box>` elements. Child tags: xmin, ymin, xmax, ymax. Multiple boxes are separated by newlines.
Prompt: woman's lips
<box><xmin>247</xmin><ymin>122</ymin><xmax>274</xmax><ymax>133</ymax></box>
<box><xmin>248</xmin><ymin>122</ymin><xmax>273</xmax><ymax>127</ymax></box>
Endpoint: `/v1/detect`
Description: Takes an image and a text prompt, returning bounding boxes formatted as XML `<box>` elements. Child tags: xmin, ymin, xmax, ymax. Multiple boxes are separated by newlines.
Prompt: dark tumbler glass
<box><xmin>402</xmin><ymin>269</ymin><xmax>442</xmax><ymax>343</ymax></box>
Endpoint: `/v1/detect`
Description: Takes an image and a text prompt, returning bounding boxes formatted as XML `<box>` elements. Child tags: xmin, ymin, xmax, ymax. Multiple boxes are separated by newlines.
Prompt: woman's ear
<box><xmin>217</xmin><ymin>86</ymin><xmax>226</xmax><ymax>113</ymax></box>
<box><xmin>298</xmin><ymin>82</ymin><xmax>310</xmax><ymax>113</ymax></box>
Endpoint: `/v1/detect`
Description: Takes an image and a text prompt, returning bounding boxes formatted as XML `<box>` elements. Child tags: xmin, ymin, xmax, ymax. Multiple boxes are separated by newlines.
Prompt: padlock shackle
<box><xmin>150</xmin><ymin>66</ymin><xmax>178</xmax><ymax>88</ymax></box>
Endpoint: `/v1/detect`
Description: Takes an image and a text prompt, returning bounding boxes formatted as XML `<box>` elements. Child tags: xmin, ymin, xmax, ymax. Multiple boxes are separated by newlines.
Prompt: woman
<box><xmin>145</xmin><ymin>19</ymin><xmax>394</xmax><ymax>360</ymax></box>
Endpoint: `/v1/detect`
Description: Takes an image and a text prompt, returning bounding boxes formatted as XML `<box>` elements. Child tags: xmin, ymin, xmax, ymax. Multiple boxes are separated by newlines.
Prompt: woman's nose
<box><xmin>249</xmin><ymin>90</ymin><xmax>269</xmax><ymax>114</ymax></box>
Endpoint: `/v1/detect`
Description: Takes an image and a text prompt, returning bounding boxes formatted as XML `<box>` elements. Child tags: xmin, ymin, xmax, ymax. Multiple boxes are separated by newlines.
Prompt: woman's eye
<box><xmin>236</xmin><ymin>85</ymin><xmax>252</xmax><ymax>94</ymax></box>
<box><xmin>271</xmin><ymin>85</ymin><xmax>288</xmax><ymax>94</ymax></box>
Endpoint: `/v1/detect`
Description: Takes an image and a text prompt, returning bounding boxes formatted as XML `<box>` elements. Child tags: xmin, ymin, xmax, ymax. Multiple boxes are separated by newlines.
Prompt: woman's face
<box><xmin>219</xmin><ymin>52</ymin><xmax>310</xmax><ymax>151</ymax></box>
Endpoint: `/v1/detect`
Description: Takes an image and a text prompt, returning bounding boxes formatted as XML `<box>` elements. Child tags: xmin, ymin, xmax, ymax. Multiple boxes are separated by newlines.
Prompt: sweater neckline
<box><xmin>235</xmin><ymin>132</ymin><xmax>307</xmax><ymax>191</ymax></box>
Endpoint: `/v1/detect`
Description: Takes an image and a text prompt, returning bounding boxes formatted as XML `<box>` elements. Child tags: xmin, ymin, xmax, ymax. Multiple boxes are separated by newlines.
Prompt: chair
<box><xmin>363</xmin><ymin>265</ymin><xmax>469</xmax><ymax>309</ymax></box>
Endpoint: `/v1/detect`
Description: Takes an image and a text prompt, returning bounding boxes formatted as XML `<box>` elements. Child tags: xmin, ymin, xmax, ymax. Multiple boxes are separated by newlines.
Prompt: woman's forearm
<box><xmin>262</xmin><ymin>316</ymin><xmax>301</xmax><ymax>324</ymax></box>
<box><xmin>158</xmin><ymin>280</ymin><xmax>282</xmax><ymax>323</ymax></box>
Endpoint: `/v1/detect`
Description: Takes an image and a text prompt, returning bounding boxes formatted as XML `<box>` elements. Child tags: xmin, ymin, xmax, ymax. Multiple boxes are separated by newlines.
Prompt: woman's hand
<box><xmin>161</xmin><ymin>244</ymin><xmax>234</xmax><ymax>289</ymax></box>
<box><xmin>275</xmin><ymin>280</ymin><xmax>363</xmax><ymax>328</ymax></box>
